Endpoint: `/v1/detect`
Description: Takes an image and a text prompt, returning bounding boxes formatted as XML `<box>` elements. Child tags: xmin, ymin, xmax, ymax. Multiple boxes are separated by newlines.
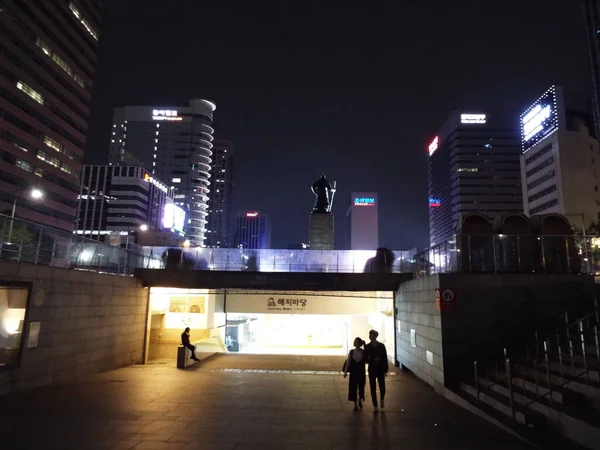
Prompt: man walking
<box><xmin>181</xmin><ymin>327</ymin><xmax>200</xmax><ymax>361</ymax></box>
<box><xmin>364</xmin><ymin>329</ymin><xmax>388</xmax><ymax>411</ymax></box>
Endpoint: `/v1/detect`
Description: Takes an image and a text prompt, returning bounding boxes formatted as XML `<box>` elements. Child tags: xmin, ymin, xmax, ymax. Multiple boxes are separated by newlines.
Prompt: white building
<box><xmin>109</xmin><ymin>99</ymin><xmax>216</xmax><ymax>246</ymax></box>
<box><xmin>520</xmin><ymin>86</ymin><xmax>600</xmax><ymax>231</ymax></box>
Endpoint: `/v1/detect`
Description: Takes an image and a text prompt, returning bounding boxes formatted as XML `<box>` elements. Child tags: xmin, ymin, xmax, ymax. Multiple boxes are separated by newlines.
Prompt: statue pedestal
<box><xmin>309</xmin><ymin>212</ymin><xmax>334</xmax><ymax>250</ymax></box>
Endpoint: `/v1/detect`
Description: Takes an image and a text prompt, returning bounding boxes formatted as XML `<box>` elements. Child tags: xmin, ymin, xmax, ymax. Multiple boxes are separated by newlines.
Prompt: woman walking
<box><xmin>343</xmin><ymin>337</ymin><xmax>366</xmax><ymax>411</ymax></box>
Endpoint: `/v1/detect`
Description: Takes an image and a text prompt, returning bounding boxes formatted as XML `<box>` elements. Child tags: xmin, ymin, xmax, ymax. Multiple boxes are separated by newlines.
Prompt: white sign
<box><xmin>152</xmin><ymin>109</ymin><xmax>183</xmax><ymax>121</ymax></box>
<box><xmin>522</xmin><ymin>104</ymin><xmax>552</xmax><ymax>141</ymax></box>
<box><xmin>226</xmin><ymin>293</ymin><xmax>378</xmax><ymax>315</ymax></box>
<box><xmin>163</xmin><ymin>203</ymin><xmax>186</xmax><ymax>233</ymax></box>
<box><xmin>428</xmin><ymin>136</ymin><xmax>439</xmax><ymax>156</ymax></box>
<box><xmin>410</xmin><ymin>329</ymin><xmax>416</xmax><ymax>348</ymax></box>
<box><xmin>460</xmin><ymin>114</ymin><xmax>486</xmax><ymax>124</ymax></box>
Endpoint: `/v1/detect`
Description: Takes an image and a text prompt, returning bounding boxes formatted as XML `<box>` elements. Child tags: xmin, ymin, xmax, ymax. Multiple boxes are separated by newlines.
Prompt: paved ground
<box><xmin>0</xmin><ymin>354</ymin><xmax>532</xmax><ymax>450</ymax></box>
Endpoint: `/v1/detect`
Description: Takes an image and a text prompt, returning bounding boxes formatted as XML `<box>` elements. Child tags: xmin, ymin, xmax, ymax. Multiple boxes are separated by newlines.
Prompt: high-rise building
<box><xmin>75</xmin><ymin>165</ymin><xmax>176</xmax><ymax>245</ymax></box>
<box><xmin>428</xmin><ymin>111</ymin><xmax>523</xmax><ymax>246</ymax></box>
<box><xmin>233</xmin><ymin>211</ymin><xmax>271</xmax><ymax>249</ymax></box>
<box><xmin>0</xmin><ymin>0</ymin><xmax>104</xmax><ymax>231</ymax></box>
<box><xmin>346</xmin><ymin>193</ymin><xmax>378</xmax><ymax>250</ymax></box>
<box><xmin>520</xmin><ymin>85</ymin><xmax>599</xmax><ymax>231</ymax></box>
<box><xmin>206</xmin><ymin>138</ymin><xmax>234</xmax><ymax>247</ymax></box>
<box><xmin>583</xmin><ymin>0</ymin><xmax>600</xmax><ymax>139</ymax></box>
<box><xmin>108</xmin><ymin>99</ymin><xmax>216</xmax><ymax>246</ymax></box>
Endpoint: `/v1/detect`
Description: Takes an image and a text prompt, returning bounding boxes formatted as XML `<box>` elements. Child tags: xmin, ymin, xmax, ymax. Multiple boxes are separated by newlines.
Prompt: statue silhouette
<box><xmin>311</xmin><ymin>174</ymin><xmax>332</xmax><ymax>213</ymax></box>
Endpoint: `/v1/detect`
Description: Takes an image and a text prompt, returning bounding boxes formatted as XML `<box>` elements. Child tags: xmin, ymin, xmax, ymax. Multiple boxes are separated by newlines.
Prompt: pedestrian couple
<box><xmin>342</xmin><ymin>329</ymin><xmax>388</xmax><ymax>412</ymax></box>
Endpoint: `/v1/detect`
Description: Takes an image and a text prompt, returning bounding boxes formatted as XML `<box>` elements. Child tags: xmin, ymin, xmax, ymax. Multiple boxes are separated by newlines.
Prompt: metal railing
<box><xmin>143</xmin><ymin>246</ymin><xmax>418</xmax><ymax>273</ymax></box>
<box><xmin>472</xmin><ymin>299</ymin><xmax>600</xmax><ymax>423</ymax></box>
<box><xmin>415</xmin><ymin>234</ymin><xmax>599</xmax><ymax>276</ymax></box>
<box><xmin>0</xmin><ymin>214</ymin><xmax>163</xmax><ymax>275</ymax></box>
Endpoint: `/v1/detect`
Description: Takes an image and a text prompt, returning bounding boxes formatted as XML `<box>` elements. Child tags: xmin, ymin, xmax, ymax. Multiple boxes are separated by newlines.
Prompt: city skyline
<box><xmin>85</xmin><ymin>0</ymin><xmax>589</xmax><ymax>249</ymax></box>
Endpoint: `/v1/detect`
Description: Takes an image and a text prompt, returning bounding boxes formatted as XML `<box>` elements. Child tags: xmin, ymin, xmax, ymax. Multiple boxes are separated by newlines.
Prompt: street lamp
<box><xmin>8</xmin><ymin>187</ymin><xmax>44</xmax><ymax>242</ymax></box>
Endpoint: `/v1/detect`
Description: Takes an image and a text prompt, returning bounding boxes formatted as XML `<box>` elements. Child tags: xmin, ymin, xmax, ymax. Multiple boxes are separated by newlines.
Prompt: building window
<box><xmin>36</xmin><ymin>149</ymin><xmax>60</xmax><ymax>168</ymax></box>
<box><xmin>15</xmin><ymin>159</ymin><xmax>33</xmax><ymax>172</ymax></box>
<box><xmin>526</xmin><ymin>156</ymin><xmax>554</xmax><ymax>178</ymax></box>
<box><xmin>0</xmin><ymin>285</ymin><xmax>30</xmax><ymax>367</ymax></box>
<box><xmin>527</xmin><ymin>170</ymin><xmax>555</xmax><ymax>190</ymax></box>
<box><xmin>530</xmin><ymin>198</ymin><xmax>558</xmax><ymax>215</ymax></box>
<box><xmin>525</xmin><ymin>143</ymin><xmax>553</xmax><ymax>166</ymax></box>
<box><xmin>16</xmin><ymin>81</ymin><xmax>44</xmax><ymax>105</ymax></box>
<box><xmin>528</xmin><ymin>184</ymin><xmax>557</xmax><ymax>203</ymax></box>
<box><xmin>69</xmin><ymin>2</ymin><xmax>99</xmax><ymax>40</ymax></box>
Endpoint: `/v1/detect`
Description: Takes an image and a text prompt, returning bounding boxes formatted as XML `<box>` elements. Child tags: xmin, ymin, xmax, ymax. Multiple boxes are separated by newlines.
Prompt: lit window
<box><xmin>13</xmin><ymin>143</ymin><xmax>28</xmax><ymax>152</ymax></box>
<box><xmin>153</xmin><ymin>154</ymin><xmax>157</xmax><ymax>159</ymax></box>
<box><xmin>36</xmin><ymin>150</ymin><xmax>60</xmax><ymax>168</ymax></box>
<box><xmin>60</xmin><ymin>163</ymin><xmax>75</xmax><ymax>175</ymax></box>
<box><xmin>16</xmin><ymin>81</ymin><xmax>43</xmax><ymax>105</ymax></box>
<box><xmin>36</xmin><ymin>38</ymin><xmax>85</xmax><ymax>87</ymax></box>
<box><xmin>69</xmin><ymin>2</ymin><xmax>98</xmax><ymax>40</ymax></box>
<box><xmin>15</xmin><ymin>159</ymin><xmax>33</xmax><ymax>172</ymax></box>
<box><xmin>34</xmin><ymin>168</ymin><xmax>43</xmax><ymax>177</ymax></box>
<box><xmin>172</xmin><ymin>178</ymin><xmax>181</xmax><ymax>183</ymax></box>
<box><xmin>43</xmin><ymin>135</ymin><xmax>62</xmax><ymax>152</ymax></box>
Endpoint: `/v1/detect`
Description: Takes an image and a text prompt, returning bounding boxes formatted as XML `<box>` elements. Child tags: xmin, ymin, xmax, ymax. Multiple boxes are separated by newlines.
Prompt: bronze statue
<box><xmin>312</xmin><ymin>174</ymin><xmax>332</xmax><ymax>213</ymax></box>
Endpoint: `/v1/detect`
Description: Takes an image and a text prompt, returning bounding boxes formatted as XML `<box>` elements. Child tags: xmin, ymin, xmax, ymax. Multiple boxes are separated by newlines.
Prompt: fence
<box><xmin>413</xmin><ymin>234</ymin><xmax>599</xmax><ymax>277</ymax></box>
<box><xmin>0</xmin><ymin>214</ymin><xmax>163</xmax><ymax>275</ymax></box>
<box><xmin>142</xmin><ymin>246</ymin><xmax>418</xmax><ymax>273</ymax></box>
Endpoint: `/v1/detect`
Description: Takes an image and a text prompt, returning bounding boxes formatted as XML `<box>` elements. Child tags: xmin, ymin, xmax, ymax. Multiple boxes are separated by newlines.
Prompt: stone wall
<box><xmin>395</xmin><ymin>273</ymin><xmax>596</xmax><ymax>392</ymax></box>
<box><xmin>395</xmin><ymin>275</ymin><xmax>444</xmax><ymax>392</ymax></box>
<box><xmin>0</xmin><ymin>262</ymin><xmax>148</xmax><ymax>395</ymax></box>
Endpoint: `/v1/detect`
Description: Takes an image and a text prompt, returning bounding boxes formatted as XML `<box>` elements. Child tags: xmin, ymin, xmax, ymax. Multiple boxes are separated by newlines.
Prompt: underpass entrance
<box><xmin>146</xmin><ymin>288</ymin><xmax>394</xmax><ymax>363</ymax></box>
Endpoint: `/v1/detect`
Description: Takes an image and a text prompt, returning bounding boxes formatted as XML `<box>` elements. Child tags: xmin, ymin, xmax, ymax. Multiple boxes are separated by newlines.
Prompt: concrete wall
<box><xmin>395</xmin><ymin>273</ymin><xmax>596</xmax><ymax>392</ymax></box>
<box><xmin>395</xmin><ymin>275</ymin><xmax>444</xmax><ymax>392</ymax></box>
<box><xmin>0</xmin><ymin>262</ymin><xmax>148</xmax><ymax>395</ymax></box>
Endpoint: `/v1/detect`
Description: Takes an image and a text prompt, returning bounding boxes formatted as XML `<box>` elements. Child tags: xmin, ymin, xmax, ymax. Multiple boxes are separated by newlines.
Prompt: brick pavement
<box><xmin>0</xmin><ymin>354</ymin><xmax>532</xmax><ymax>450</ymax></box>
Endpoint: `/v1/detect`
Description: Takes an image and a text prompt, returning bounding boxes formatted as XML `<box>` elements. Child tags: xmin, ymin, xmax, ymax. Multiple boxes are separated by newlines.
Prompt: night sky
<box><xmin>85</xmin><ymin>0</ymin><xmax>590</xmax><ymax>250</ymax></box>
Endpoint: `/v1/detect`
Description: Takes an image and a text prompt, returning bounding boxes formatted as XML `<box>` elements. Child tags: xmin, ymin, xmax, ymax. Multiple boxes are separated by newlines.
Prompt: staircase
<box><xmin>458</xmin><ymin>301</ymin><xmax>600</xmax><ymax>449</ymax></box>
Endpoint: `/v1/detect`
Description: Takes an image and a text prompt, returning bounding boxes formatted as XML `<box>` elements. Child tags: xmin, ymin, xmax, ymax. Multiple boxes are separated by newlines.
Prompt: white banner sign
<box><xmin>226</xmin><ymin>293</ymin><xmax>378</xmax><ymax>315</ymax></box>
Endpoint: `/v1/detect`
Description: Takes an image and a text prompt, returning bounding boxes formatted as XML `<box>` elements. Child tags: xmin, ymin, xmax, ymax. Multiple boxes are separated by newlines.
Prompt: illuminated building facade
<box><xmin>428</xmin><ymin>111</ymin><xmax>522</xmax><ymax>246</ymax></box>
<box><xmin>108</xmin><ymin>99</ymin><xmax>216</xmax><ymax>246</ymax></box>
<box><xmin>520</xmin><ymin>86</ymin><xmax>600</xmax><ymax>231</ymax></box>
<box><xmin>75</xmin><ymin>165</ymin><xmax>174</xmax><ymax>245</ymax></box>
<box><xmin>206</xmin><ymin>138</ymin><xmax>234</xmax><ymax>247</ymax></box>
<box><xmin>233</xmin><ymin>211</ymin><xmax>271</xmax><ymax>249</ymax></box>
<box><xmin>0</xmin><ymin>0</ymin><xmax>104</xmax><ymax>230</ymax></box>
<box><xmin>346</xmin><ymin>192</ymin><xmax>378</xmax><ymax>250</ymax></box>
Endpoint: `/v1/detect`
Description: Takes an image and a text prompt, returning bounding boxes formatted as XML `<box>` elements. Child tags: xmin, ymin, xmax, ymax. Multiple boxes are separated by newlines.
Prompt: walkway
<box><xmin>0</xmin><ymin>354</ymin><xmax>532</xmax><ymax>450</ymax></box>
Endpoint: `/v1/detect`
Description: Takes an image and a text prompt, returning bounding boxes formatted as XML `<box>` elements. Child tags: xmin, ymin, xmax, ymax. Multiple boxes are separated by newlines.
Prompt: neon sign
<box><xmin>354</xmin><ymin>197</ymin><xmax>375</xmax><ymax>206</ymax></box>
<box><xmin>152</xmin><ymin>109</ymin><xmax>182</xmax><ymax>121</ymax></box>
<box><xmin>429</xmin><ymin>197</ymin><xmax>441</xmax><ymax>207</ymax></box>
<box><xmin>461</xmin><ymin>114</ymin><xmax>486</xmax><ymax>124</ymax></box>
<box><xmin>522</xmin><ymin>104</ymin><xmax>552</xmax><ymax>141</ymax></box>
<box><xmin>520</xmin><ymin>86</ymin><xmax>558</xmax><ymax>152</ymax></box>
<box><xmin>246</xmin><ymin>212</ymin><xmax>258</xmax><ymax>217</ymax></box>
<box><xmin>428</xmin><ymin>136</ymin><xmax>439</xmax><ymax>156</ymax></box>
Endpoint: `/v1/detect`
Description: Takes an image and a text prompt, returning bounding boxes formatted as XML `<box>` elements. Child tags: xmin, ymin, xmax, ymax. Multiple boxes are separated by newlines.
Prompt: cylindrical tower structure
<box><xmin>185</xmin><ymin>99</ymin><xmax>216</xmax><ymax>245</ymax></box>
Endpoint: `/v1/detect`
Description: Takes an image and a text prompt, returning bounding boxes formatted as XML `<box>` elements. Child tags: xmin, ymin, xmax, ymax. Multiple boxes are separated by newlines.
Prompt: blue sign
<box><xmin>429</xmin><ymin>197</ymin><xmax>441</xmax><ymax>207</ymax></box>
<box><xmin>354</xmin><ymin>197</ymin><xmax>376</xmax><ymax>206</ymax></box>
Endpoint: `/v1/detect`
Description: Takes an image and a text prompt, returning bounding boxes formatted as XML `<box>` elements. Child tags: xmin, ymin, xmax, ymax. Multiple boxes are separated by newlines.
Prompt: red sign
<box><xmin>435</xmin><ymin>288</ymin><xmax>456</xmax><ymax>311</ymax></box>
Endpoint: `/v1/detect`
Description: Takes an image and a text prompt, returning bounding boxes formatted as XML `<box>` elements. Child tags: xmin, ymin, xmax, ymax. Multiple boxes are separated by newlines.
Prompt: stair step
<box><xmin>460</xmin><ymin>382</ymin><xmax>545</xmax><ymax>428</ymax></box>
<box><xmin>454</xmin><ymin>387</ymin><xmax>589</xmax><ymax>450</ymax></box>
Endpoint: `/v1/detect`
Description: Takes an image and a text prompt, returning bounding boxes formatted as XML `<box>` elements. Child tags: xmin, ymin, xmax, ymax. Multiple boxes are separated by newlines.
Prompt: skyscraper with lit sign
<box><xmin>520</xmin><ymin>86</ymin><xmax>599</xmax><ymax>231</ymax></box>
<box><xmin>346</xmin><ymin>192</ymin><xmax>378</xmax><ymax>250</ymax></box>
<box><xmin>109</xmin><ymin>99</ymin><xmax>216</xmax><ymax>246</ymax></box>
<box><xmin>428</xmin><ymin>111</ymin><xmax>522</xmax><ymax>247</ymax></box>
<box><xmin>0</xmin><ymin>0</ymin><xmax>104</xmax><ymax>231</ymax></box>
<box><xmin>233</xmin><ymin>212</ymin><xmax>271</xmax><ymax>249</ymax></box>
